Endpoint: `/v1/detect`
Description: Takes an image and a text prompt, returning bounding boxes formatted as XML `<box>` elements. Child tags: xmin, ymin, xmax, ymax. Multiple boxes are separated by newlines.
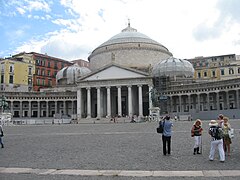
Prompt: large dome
<box><xmin>56</xmin><ymin>63</ymin><xmax>91</xmax><ymax>85</ymax></box>
<box><xmin>152</xmin><ymin>57</ymin><xmax>194</xmax><ymax>78</ymax></box>
<box><xmin>88</xmin><ymin>23</ymin><xmax>172</xmax><ymax>71</ymax></box>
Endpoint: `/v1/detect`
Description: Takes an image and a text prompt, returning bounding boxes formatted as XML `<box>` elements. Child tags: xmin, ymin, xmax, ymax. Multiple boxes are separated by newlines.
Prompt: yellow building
<box><xmin>187</xmin><ymin>54</ymin><xmax>240</xmax><ymax>81</ymax></box>
<box><xmin>0</xmin><ymin>56</ymin><xmax>35</xmax><ymax>92</ymax></box>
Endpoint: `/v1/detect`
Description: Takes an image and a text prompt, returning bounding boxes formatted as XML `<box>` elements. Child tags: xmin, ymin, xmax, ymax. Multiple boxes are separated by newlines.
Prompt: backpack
<box><xmin>209</xmin><ymin>126</ymin><xmax>223</xmax><ymax>140</ymax></box>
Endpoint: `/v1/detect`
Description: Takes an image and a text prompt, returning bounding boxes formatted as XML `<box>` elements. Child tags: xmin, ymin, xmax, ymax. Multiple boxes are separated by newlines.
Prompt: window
<box><xmin>9</xmin><ymin>75</ymin><xmax>13</xmax><ymax>83</ymax></box>
<box><xmin>36</xmin><ymin>69</ymin><xmax>40</xmax><ymax>75</ymax></box>
<box><xmin>37</xmin><ymin>79</ymin><xmax>40</xmax><ymax>85</ymax></box>
<box><xmin>48</xmin><ymin>62</ymin><xmax>51</xmax><ymax>68</ymax></box>
<box><xmin>229</xmin><ymin>68</ymin><xmax>234</xmax><ymax>75</ymax></box>
<box><xmin>28</xmin><ymin>78</ymin><xmax>32</xmax><ymax>85</ymax></box>
<box><xmin>28</xmin><ymin>67</ymin><xmax>32</xmax><ymax>75</ymax></box>
<box><xmin>212</xmin><ymin>70</ymin><xmax>216</xmax><ymax>77</ymax></box>
<box><xmin>198</xmin><ymin>72</ymin><xmax>201</xmax><ymax>78</ymax></box>
<box><xmin>47</xmin><ymin>70</ymin><xmax>51</xmax><ymax>76</ymax></box>
<box><xmin>9</xmin><ymin>65</ymin><xmax>13</xmax><ymax>73</ymax></box>
<box><xmin>204</xmin><ymin>72</ymin><xmax>207</xmax><ymax>77</ymax></box>
<box><xmin>42</xmin><ymin>60</ymin><xmax>45</xmax><ymax>66</ymax></box>
<box><xmin>42</xmin><ymin>69</ymin><xmax>45</xmax><ymax>76</ymax></box>
<box><xmin>61</xmin><ymin>63</ymin><xmax>65</xmax><ymax>69</ymax></box>
<box><xmin>1</xmin><ymin>64</ymin><xmax>4</xmax><ymax>72</ymax></box>
<box><xmin>42</xmin><ymin>79</ymin><xmax>45</xmax><ymax>86</ymax></box>
<box><xmin>221</xmin><ymin>69</ymin><xmax>224</xmax><ymax>75</ymax></box>
<box><xmin>48</xmin><ymin>79</ymin><xmax>52</xmax><ymax>86</ymax></box>
<box><xmin>54</xmin><ymin>62</ymin><xmax>58</xmax><ymax>69</ymax></box>
<box><xmin>1</xmin><ymin>75</ymin><xmax>4</xmax><ymax>83</ymax></box>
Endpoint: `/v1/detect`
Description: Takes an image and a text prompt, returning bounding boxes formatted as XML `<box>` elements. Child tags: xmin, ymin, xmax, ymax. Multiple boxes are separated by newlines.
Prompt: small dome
<box><xmin>152</xmin><ymin>57</ymin><xmax>194</xmax><ymax>77</ymax></box>
<box><xmin>56</xmin><ymin>63</ymin><xmax>91</xmax><ymax>85</ymax></box>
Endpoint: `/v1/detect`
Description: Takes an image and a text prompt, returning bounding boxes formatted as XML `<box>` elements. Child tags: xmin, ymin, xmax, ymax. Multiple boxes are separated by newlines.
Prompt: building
<box><xmin>0</xmin><ymin>56</ymin><xmax>35</xmax><ymax>92</ymax></box>
<box><xmin>11</xmin><ymin>52</ymin><xmax>73</xmax><ymax>91</ymax></box>
<box><xmin>1</xmin><ymin>23</ymin><xmax>240</xmax><ymax>120</ymax></box>
<box><xmin>187</xmin><ymin>54</ymin><xmax>240</xmax><ymax>81</ymax></box>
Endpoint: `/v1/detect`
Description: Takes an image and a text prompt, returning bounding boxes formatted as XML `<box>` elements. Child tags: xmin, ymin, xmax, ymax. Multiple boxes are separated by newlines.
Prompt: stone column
<box><xmin>207</xmin><ymin>93</ymin><xmax>210</xmax><ymax>111</ymax></box>
<box><xmin>148</xmin><ymin>85</ymin><xmax>153</xmax><ymax>114</ymax></box>
<box><xmin>28</xmin><ymin>101</ymin><xmax>31</xmax><ymax>117</ymax></box>
<box><xmin>71</xmin><ymin>100</ymin><xmax>74</xmax><ymax>114</ymax></box>
<box><xmin>97</xmin><ymin>87</ymin><xmax>101</xmax><ymax>119</ymax></box>
<box><xmin>169</xmin><ymin>96</ymin><xmax>173</xmax><ymax>113</ymax></box>
<box><xmin>46</xmin><ymin>101</ymin><xmax>49</xmax><ymax>117</ymax></box>
<box><xmin>106</xmin><ymin>87</ymin><xmax>111</xmax><ymax>118</ymax></box>
<box><xmin>236</xmin><ymin>90</ymin><xmax>239</xmax><ymax>109</ymax></box>
<box><xmin>197</xmin><ymin>94</ymin><xmax>200</xmax><ymax>111</ymax></box>
<box><xmin>226</xmin><ymin>91</ymin><xmax>229</xmax><ymax>109</ymax></box>
<box><xmin>55</xmin><ymin>101</ymin><xmax>57</xmax><ymax>116</ymax></box>
<box><xmin>178</xmin><ymin>95</ymin><xmax>182</xmax><ymax>113</ymax></box>
<box><xmin>138</xmin><ymin>85</ymin><xmax>143</xmax><ymax>117</ymax></box>
<box><xmin>77</xmin><ymin>88</ymin><xmax>82</xmax><ymax>120</ymax></box>
<box><xmin>128</xmin><ymin>85</ymin><xmax>132</xmax><ymax>117</ymax></box>
<box><xmin>63</xmin><ymin>101</ymin><xmax>66</xmax><ymax>115</ymax></box>
<box><xmin>87</xmin><ymin>87</ymin><xmax>91</xmax><ymax>118</ymax></box>
<box><xmin>216</xmin><ymin>91</ymin><xmax>220</xmax><ymax>110</ymax></box>
<box><xmin>117</xmin><ymin>86</ymin><xmax>122</xmax><ymax>117</ymax></box>
<box><xmin>188</xmin><ymin>95</ymin><xmax>191</xmax><ymax>111</ymax></box>
<box><xmin>38</xmin><ymin>101</ymin><xmax>40</xmax><ymax>118</ymax></box>
<box><xmin>11</xmin><ymin>101</ymin><xmax>13</xmax><ymax>115</ymax></box>
<box><xmin>20</xmin><ymin>101</ymin><xmax>23</xmax><ymax>118</ymax></box>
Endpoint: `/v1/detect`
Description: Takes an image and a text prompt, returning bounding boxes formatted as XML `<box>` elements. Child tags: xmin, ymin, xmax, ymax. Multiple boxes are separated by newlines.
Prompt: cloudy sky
<box><xmin>0</xmin><ymin>0</ymin><xmax>240</xmax><ymax>61</ymax></box>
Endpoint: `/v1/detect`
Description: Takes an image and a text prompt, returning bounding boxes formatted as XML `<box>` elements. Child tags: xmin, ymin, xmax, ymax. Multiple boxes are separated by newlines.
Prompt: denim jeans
<box><xmin>162</xmin><ymin>135</ymin><xmax>171</xmax><ymax>155</ymax></box>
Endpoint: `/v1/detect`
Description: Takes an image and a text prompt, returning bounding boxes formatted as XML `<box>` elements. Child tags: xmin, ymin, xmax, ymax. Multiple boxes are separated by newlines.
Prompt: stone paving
<box><xmin>0</xmin><ymin>119</ymin><xmax>240</xmax><ymax>179</ymax></box>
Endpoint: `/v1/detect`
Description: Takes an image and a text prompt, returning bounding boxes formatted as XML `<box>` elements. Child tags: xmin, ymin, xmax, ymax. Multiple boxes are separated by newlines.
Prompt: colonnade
<box><xmin>167</xmin><ymin>89</ymin><xmax>240</xmax><ymax>114</ymax></box>
<box><xmin>77</xmin><ymin>84</ymin><xmax>152</xmax><ymax>119</ymax></box>
<box><xmin>7</xmin><ymin>100</ymin><xmax>76</xmax><ymax>118</ymax></box>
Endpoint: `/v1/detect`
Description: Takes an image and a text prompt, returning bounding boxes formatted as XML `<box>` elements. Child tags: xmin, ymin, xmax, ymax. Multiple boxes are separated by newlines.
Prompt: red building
<box><xmin>31</xmin><ymin>52</ymin><xmax>73</xmax><ymax>91</ymax></box>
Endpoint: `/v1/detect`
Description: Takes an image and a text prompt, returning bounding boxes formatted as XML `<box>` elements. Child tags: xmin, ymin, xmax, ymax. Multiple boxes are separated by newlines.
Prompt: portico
<box><xmin>75</xmin><ymin>63</ymin><xmax>153</xmax><ymax>119</ymax></box>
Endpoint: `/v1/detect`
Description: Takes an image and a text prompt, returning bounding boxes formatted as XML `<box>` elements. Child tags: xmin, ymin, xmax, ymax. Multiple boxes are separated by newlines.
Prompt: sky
<box><xmin>0</xmin><ymin>0</ymin><xmax>240</xmax><ymax>61</ymax></box>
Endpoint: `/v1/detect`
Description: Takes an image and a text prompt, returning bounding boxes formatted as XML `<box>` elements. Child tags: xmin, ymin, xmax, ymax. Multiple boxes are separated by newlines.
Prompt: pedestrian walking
<box><xmin>208</xmin><ymin>120</ymin><xmax>225</xmax><ymax>162</ymax></box>
<box><xmin>191</xmin><ymin>119</ymin><xmax>203</xmax><ymax>155</ymax></box>
<box><xmin>222</xmin><ymin>116</ymin><xmax>232</xmax><ymax>156</ymax></box>
<box><xmin>0</xmin><ymin>121</ymin><xmax>4</xmax><ymax>148</ymax></box>
<box><xmin>160</xmin><ymin>115</ymin><xmax>173</xmax><ymax>156</ymax></box>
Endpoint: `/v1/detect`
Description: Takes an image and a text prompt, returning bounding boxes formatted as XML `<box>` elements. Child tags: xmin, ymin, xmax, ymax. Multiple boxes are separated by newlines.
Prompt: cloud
<box><xmin>193</xmin><ymin>0</ymin><xmax>240</xmax><ymax>42</ymax></box>
<box><xmin>16</xmin><ymin>7</ymin><xmax>26</xmax><ymax>15</ymax></box>
<box><xmin>41</xmin><ymin>38</ymin><xmax>91</xmax><ymax>60</ymax></box>
<box><xmin>27</xmin><ymin>0</ymin><xmax>51</xmax><ymax>12</ymax></box>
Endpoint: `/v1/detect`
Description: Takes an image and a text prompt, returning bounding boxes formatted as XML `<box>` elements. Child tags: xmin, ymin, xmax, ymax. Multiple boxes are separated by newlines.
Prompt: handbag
<box><xmin>156</xmin><ymin>121</ymin><xmax>165</xmax><ymax>134</ymax></box>
<box><xmin>228</xmin><ymin>128</ymin><xmax>234</xmax><ymax>139</ymax></box>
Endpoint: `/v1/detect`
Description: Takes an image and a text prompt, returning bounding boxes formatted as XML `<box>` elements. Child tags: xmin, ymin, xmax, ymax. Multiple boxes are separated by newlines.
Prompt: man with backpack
<box><xmin>208</xmin><ymin>120</ymin><xmax>225</xmax><ymax>162</ymax></box>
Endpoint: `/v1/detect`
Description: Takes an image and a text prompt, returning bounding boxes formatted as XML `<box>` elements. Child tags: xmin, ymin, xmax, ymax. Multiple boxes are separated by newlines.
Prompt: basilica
<box><xmin>3</xmin><ymin>23</ymin><xmax>240</xmax><ymax>120</ymax></box>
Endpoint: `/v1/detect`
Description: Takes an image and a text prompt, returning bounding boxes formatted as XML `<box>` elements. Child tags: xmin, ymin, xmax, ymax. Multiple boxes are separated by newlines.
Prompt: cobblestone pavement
<box><xmin>0</xmin><ymin>119</ymin><xmax>240</xmax><ymax>179</ymax></box>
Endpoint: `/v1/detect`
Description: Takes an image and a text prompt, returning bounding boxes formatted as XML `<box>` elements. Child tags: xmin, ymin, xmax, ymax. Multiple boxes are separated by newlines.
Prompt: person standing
<box><xmin>191</xmin><ymin>119</ymin><xmax>203</xmax><ymax>155</ymax></box>
<box><xmin>218</xmin><ymin>114</ymin><xmax>224</xmax><ymax>127</ymax></box>
<box><xmin>222</xmin><ymin>116</ymin><xmax>232</xmax><ymax>156</ymax></box>
<box><xmin>160</xmin><ymin>115</ymin><xmax>173</xmax><ymax>156</ymax></box>
<box><xmin>208</xmin><ymin>120</ymin><xmax>225</xmax><ymax>162</ymax></box>
<box><xmin>0</xmin><ymin>122</ymin><xmax>4</xmax><ymax>148</ymax></box>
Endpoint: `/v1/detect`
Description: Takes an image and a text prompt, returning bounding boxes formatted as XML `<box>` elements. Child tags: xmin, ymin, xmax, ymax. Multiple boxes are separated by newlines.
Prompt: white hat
<box><xmin>209</xmin><ymin>120</ymin><xmax>218</xmax><ymax>126</ymax></box>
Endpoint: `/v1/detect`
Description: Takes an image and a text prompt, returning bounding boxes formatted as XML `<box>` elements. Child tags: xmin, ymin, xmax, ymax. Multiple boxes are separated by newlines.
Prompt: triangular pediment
<box><xmin>81</xmin><ymin>63</ymin><xmax>149</xmax><ymax>81</ymax></box>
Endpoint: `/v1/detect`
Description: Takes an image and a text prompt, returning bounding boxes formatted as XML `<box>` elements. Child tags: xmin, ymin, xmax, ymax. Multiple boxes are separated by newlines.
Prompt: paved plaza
<box><xmin>0</xmin><ymin>119</ymin><xmax>240</xmax><ymax>179</ymax></box>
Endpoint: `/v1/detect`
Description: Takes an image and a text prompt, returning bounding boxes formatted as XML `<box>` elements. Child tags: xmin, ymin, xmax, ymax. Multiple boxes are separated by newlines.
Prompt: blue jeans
<box><xmin>162</xmin><ymin>135</ymin><xmax>171</xmax><ymax>155</ymax></box>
